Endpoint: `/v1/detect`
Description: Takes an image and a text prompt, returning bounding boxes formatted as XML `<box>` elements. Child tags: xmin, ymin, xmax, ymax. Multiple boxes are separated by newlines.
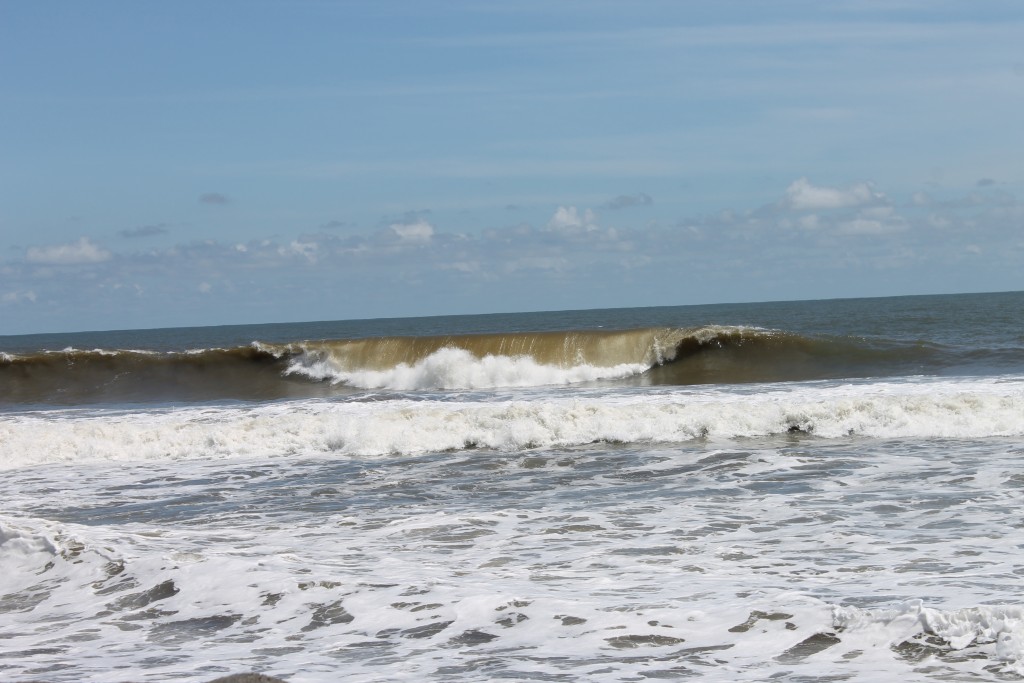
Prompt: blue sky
<box><xmin>2</xmin><ymin>1</ymin><xmax>1022</xmax><ymax>334</ymax></box>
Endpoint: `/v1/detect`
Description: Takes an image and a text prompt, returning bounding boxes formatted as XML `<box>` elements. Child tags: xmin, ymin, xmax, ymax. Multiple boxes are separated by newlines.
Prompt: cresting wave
<box><xmin>3</xmin><ymin>379</ymin><xmax>1022</xmax><ymax>468</ymax></box>
<box><xmin>0</xmin><ymin>326</ymin><xmax>964</xmax><ymax>405</ymax></box>
<box><xmin>259</xmin><ymin>328</ymin><xmax>682</xmax><ymax>391</ymax></box>
<box><xmin>259</xmin><ymin>325</ymin><xmax>947</xmax><ymax>389</ymax></box>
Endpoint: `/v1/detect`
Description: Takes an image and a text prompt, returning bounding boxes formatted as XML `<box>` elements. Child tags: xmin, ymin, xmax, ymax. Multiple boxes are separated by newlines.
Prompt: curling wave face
<box><xmin>259</xmin><ymin>327</ymin><xmax>693</xmax><ymax>390</ymax></box>
<box><xmin>1</xmin><ymin>325</ymin><xmax>998</xmax><ymax>406</ymax></box>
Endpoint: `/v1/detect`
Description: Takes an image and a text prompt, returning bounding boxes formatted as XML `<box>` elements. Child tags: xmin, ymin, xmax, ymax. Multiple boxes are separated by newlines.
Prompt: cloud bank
<box><xmin>3</xmin><ymin>177</ymin><xmax>1021</xmax><ymax>333</ymax></box>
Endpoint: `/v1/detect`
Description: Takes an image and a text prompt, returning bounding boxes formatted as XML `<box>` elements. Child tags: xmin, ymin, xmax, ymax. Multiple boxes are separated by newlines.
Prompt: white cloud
<box><xmin>548</xmin><ymin>206</ymin><xmax>597</xmax><ymax>231</ymax></box>
<box><xmin>26</xmin><ymin>237</ymin><xmax>112</xmax><ymax>265</ymax></box>
<box><xmin>390</xmin><ymin>218</ymin><xmax>435</xmax><ymax>242</ymax></box>
<box><xmin>2</xmin><ymin>290</ymin><xmax>37</xmax><ymax>304</ymax></box>
<box><xmin>799</xmin><ymin>214</ymin><xmax>821</xmax><ymax>230</ymax></box>
<box><xmin>109</xmin><ymin>282</ymin><xmax>144</xmax><ymax>297</ymax></box>
<box><xmin>279</xmin><ymin>240</ymin><xmax>319</xmax><ymax>262</ymax></box>
<box><xmin>783</xmin><ymin>177</ymin><xmax>883</xmax><ymax>210</ymax></box>
<box><xmin>836</xmin><ymin>218</ymin><xmax>886</xmax><ymax>235</ymax></box>
<box><xmin>620</xmin><ymin>255</ymin><xmax>652</xmax><ymax>269</ymax></box>
<box><xmin>835</xmin><ymin>214</ymin><xmax>907</xmax><ymax>235</ymax></box>
<box><xmin>860</xmin><ymin>206</ymin><xmax>894</xmax><ymax>219</ymax></box>
<box><xmin>439</xmin><ymin>261</ymin><xmax>480</xmax><ymax>273</ymax></box>
<box><xmin>504</xmin><ymin>256</ymin><xmax>570</xmax><ymax>273</ymax></box>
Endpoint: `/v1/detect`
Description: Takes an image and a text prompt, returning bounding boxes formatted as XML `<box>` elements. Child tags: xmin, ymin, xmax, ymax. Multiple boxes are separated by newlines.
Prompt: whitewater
<box><xmin>2</xmin><ymin>291</ymin><xmax>1024</xmax><ymax>682</ymax></box>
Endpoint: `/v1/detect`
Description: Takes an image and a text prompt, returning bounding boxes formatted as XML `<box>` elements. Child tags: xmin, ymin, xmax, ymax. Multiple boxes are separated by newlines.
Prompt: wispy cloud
<box><xmin>2</xmin><ymin>289</ymin><xmax>37</xmax><ymax>305</ymax></box>
<box><xmin>25</xmin><ymin>237</ymin><xmax>112</xmax><ymax>265</ymax></box>
<box><xmin>419</xmin><ymin>19</ymin><xmax>1024</xmax><ymax>51</ymax></box>
<box><xmin>212</xmin><ymin>157</ymin><xmax>682</xmax><ymax>180</ymax></box>
<box><xmin>199</xmin><ymin>192</ymin><xmax>230</xmax><ymax>205</ymax></box>
<box><xmin>604</xmin><ymin>193</ymin><xmax>653</xmax><ymax>210</ymax></box>
<box><xmin>119</xmin><ymin>224</ymin><xmax>169</xmax><ymax>238</ymax></box>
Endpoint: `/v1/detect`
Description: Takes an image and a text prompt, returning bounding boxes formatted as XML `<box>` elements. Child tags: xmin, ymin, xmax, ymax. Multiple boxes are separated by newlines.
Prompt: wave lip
<box><xmin>259</xmin><ymin>324</ymin><xmax>962</xmax><ymax>391</ymax></box>
<box><xmin>260</xmin><ymin>326</ymin><xmax>780</xmax><ymax>391</ymax></box>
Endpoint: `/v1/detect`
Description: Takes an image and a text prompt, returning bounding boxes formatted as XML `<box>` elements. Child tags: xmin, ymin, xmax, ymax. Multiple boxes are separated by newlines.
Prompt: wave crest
<box><xmin>262</xmin><ymin>325</ymin><xmax>779</xmax><ymax>391</ymax></box>
<box><xmin>282</xmin><ymin>346</ymin><xmax>651</xmax><ymax>390</ymax></box>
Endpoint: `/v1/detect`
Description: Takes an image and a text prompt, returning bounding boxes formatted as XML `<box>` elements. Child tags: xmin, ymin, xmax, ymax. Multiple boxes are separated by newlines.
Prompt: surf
<box><xmin>1</xmin><ymin>324</ymin><xmax>1013</xmax><ymax>405</ymax></box>
<box><xmin>258</xmin><ymin>325</ymin><xmax>947</xmax><ymax>391</ymax></box>
<box><xmin>4</xmin><ymin>377</ymin><xmax>1022</xmax><ymax>469</ymax></box>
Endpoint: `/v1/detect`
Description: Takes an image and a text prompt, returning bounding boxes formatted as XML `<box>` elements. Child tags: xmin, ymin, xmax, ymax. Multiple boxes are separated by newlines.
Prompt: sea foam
<box><xmin>2</xmin><ymin>378</ymin><xmax>1022</xmax><ymax>469</ymax></box>
<box><xmin>834</xmin><ymin>602</ymin><xmax>1024</xmax><ymax>675</ymax></box>
<box><xmin>283</xmin><ymin>346</ymin><xmax>651</xmax><ymax>390</ymax></box>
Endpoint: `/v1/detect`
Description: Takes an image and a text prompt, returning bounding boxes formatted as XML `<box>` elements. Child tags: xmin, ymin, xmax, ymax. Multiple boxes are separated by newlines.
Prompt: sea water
<box><xmin>2</xmin><ymin>291</ymin><xmax>1024</xmax><ymax>681</ymax></box>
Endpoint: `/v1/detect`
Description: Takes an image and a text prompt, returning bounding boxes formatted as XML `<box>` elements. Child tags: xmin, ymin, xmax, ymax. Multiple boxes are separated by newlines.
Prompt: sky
<box><xmin>2</xmin><ymin>0</ymin><xmax>1023</xmax><ymax>335</ymax></box>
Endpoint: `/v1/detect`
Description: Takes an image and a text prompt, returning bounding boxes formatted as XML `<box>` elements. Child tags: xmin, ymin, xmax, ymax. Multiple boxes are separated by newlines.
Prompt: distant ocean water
<box><xmin>2</xmin><ymin>291</ymin><xmax>1024</xmax><ymax>681</ymax></box>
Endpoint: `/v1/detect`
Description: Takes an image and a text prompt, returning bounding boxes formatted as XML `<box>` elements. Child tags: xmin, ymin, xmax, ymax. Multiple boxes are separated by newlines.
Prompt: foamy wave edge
<box><xmin>3</xmin><ymin>383</ymin><xmax>1023</xmax><ymax>469</ymax></box>
<box><xmin>835</xmin><ymin>601</ymin><xmax>1024</xmax><ymax>674</ymax></box>
<box><xmin>280</xmin><ymin>346</ymin><xmax>651</xmax><ymax>390</ymax></box>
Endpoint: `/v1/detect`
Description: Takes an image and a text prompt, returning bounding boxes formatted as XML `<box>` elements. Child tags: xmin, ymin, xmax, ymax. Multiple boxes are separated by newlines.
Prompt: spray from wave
<box><xmin>278</xmin><ymin>346</ymin><xmax>650</xmax><ymax>390</ymax></box>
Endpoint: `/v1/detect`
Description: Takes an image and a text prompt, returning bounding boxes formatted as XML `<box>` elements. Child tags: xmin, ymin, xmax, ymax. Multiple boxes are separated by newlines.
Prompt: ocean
<box><xmin>2</xmin><ymin>291</ymin><xmax>1024</xmax><ymax>682</ymax></box>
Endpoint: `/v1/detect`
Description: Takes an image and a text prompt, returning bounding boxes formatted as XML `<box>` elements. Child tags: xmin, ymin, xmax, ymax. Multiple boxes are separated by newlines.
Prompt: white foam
<box><xmin>0</xmin><ymin>518</ymin><xmax>59</xmax><ymax>592</ymax></box>
<box><xmin>834</xmin><ymin>601</ymin><xmax>1024</xmax><ymax>674</ymax></box>
<box><xmin>3</xmin><ymin>411</ymin><xmax>1024</xmax><ymax>680</ymax></box>
<box><xmin>285</xmin><ymin>346</ymin><xmax>651</xmax><ymax>390</ymax></box>
<box><xmin>3</xmin><ymin>502</ymin><xmax>1022</xmax><ymax>680</ymax></box>
<box><xmin>2</xmin><ymin>377</ymin><xmax>1022</xmax><ymax>469</ymax></box>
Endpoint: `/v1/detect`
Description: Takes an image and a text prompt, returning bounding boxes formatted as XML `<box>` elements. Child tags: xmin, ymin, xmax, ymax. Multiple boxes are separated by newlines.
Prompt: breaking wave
<box><xmin>0</xmin><ymin>325</ymin><xmax>1011</xmax><ymax>405</ymax></box>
